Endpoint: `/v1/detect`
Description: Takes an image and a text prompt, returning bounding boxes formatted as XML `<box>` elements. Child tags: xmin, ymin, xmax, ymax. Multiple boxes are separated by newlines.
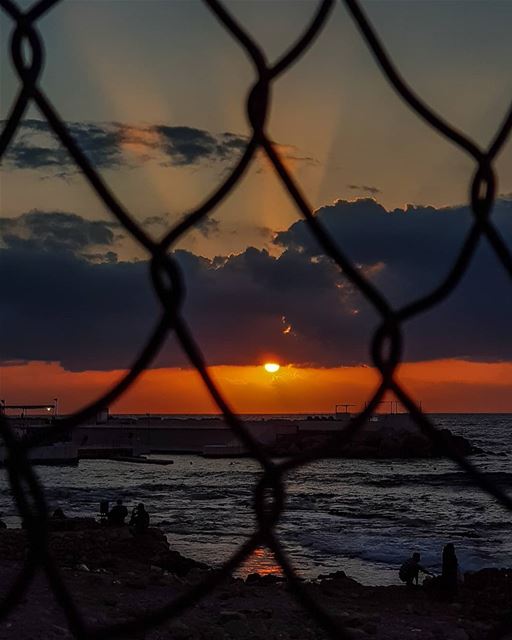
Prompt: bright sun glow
<box><xmin>264</xmin><ymin>363</ymin><xmax>280</xmax><ymax>373</ymax></box>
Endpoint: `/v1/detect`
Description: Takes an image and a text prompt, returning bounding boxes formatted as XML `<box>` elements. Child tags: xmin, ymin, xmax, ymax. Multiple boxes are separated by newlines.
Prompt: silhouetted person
<box><xmin>441</xmin><ymin>543</ymin><xmax>458</xmax><ymax>597</ymax></box>
<box><xmin>108</xmin><ymin>499</ymin><xmax>128</xmax><ymax>526</ymax></box>
<box><xmin>0</xmin><ymin>513</ymin><xmax>6</xmax><ymax>529</ymax></box>
<box><xmin>52</xmin><ymin>508</ymin><xmax>66</xmax><ymax>520</ymax></box>
<box><xmin>399</xmin><ymin>552</ymin><xmax>433</xmax><ymax>587</ymax></box>
<box><xmin>129</xmin><ymin>503</ymin><xmax>149</xmax><ymax>535</ymax></box>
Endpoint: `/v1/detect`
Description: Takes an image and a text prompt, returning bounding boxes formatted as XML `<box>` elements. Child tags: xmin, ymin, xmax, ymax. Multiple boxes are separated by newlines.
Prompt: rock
<box><xmin>125</xmin><ymin>576</ymin><xmax>148</xmax><ymax>589</ymax></box>
<box><xmin>401</xmin><ymin>434</ymin><xmax>432</xmax><ymax>457</ymax></box>
<box><xmin>52</xmin><ymin>625</ymin><xmax>71</xmax><ymax>637</ymax></box>
<box><xmin>223</xmin><ymin>619</ymin><xmax>250</xmax><ymax>638</ymax></box>
<box><xmin>245</xmin><ymin>572</ymin><xmax>282</xmax><ymax>585</ymax></box>
<box><xmin>345</xmin><ymin>628</ymin><xmax>368</xmax><ymax>639</ymax></box>
<box><xmin>220</xmin><ymin>610</ymin><xmax>247</xmax><ymax>622</ymax></box>
<box><xmin>242</xmin><ymin>608</ymin><xmax>273</xmax><ymax>619</ymax></box>
<box><xmin>317</xmin><ymin>572</ymin><xmax>361</xmax><ymax>605</ymax></box>
<box><xmin>162</xmin><ymin>549</ymin><xmax>208</xmax><ymax>577</ymax></box>
<box><xmin>265</xmin><ymin>418</ymin><xmax>479</xmax><ymax>459</ymax></box>
<box><xmin>150</xmin><ymin>564</ymin><xmax>163</xmax><ymax>573</ymax></box>
<box><xmin>183</xmin><ymin>567</ymin><xmax>208</xmax><ymax>584</ymax></box>
<box><xmin>200</xmin><ymin>627</ymin><xmax>226</xmax><ymax>640</ymax></box>
<box><xmin>467</xmin><ymin>623</ymin><xmax>490</xmax><ymax>640</ymax></box>
<box><xmin>363</xmin><ymin>622</ymin><xmax>378</xmax><ymax>635</ymax></box>
<box><xmin>344</xmin><ymin>615</ymin><xmax>363</xmax><ymax>628</ymax></box>
<box><xmin>168</xmin><ymin>621</ymin><xmax>194</xmax><ymax>639</ymax></box>
<box><xmin>48</xmin><ymin>517</ymin><xmax>99</xmax><ymax>532</ymax></box>
<box><xmin>464</xmin><ymin>567</ymin><xmax>512</xmax><ymax>590</ymax></box>
<box><xmin>318</xmin><ymin>570</ymin><xmax>349</xmax><ymax>581</ymax></box>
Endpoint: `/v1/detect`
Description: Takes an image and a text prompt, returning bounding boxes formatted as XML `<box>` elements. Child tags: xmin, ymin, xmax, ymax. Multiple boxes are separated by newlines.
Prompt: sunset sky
<box><xmin>1</xmin><ymin>0</ymin><xmax>512</xmax><ymax>413</ymax></box>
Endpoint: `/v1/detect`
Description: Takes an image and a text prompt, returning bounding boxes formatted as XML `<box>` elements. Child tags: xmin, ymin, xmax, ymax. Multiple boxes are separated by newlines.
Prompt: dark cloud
<box><xmin>5</xmin><ymin>121</ymin><xmax>124</xmax><ymax>174</ymax></box>
<box><xmin>141</xmin><ymin>213</ymin><xmax>219</xmax><ymax>238</ymax></box>
<box><xmin>142</xmin><ymin>215</ymin><xmax>169</xmax><ymax>228</ymax></box>
<box><xmin>1</xmin><ymin>198</ymin><xmax>511</xmax><ymax>371</ymax></box>
<box><xmin>195</xmin><ymin>217</ymin><xmax>220</xmax><ymax>238</ymax></box>
<box><xmin>3</xmin><ymin>119</ymin><xmax>245</xmax><ymax>173</ymax></box>
<box><xmin>3</xmin><ymin>119</ymin><xmax>317</xmax><ymax>176</ymax></box>
<box><xmin>348</xmin><ymin>184</ymin><xmax>382</xmax><ymax>195</ymax></box>
<box><xmin>7</xmin><ymin>145</ymin><xmax>67</xmax><ymax>170</ymax></box>
<box><xmin>151</xmin><ymin>125</ymin><xmax>245</xmax><ymax>167</ymax></box>
<box><xmin>252</xmin><ymin>226</ymin><xmax>274</xmax><ymax>240</ymax></box>
<box><xmin>81</xmin><ymin>251</ymin><xmax>118</xmax><ymax>264</ymax></box>
<box><xmin>0</xmin><ymin>210</ymin><xmax>118</xmax><ymax>257</ymax></box>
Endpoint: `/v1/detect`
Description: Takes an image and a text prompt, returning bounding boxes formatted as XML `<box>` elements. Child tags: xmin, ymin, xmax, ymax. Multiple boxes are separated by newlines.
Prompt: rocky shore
<box><xmin>0</xmin><ymin>526</ymin><xmax>509</xmax><ymax>639</ymax></box>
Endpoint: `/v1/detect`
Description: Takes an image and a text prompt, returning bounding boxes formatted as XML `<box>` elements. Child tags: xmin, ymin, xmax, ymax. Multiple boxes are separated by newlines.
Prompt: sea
<box><xmin>0</xmin><ymin>413</ymin><xmax>511</xmax><ymax>586</ymax></box>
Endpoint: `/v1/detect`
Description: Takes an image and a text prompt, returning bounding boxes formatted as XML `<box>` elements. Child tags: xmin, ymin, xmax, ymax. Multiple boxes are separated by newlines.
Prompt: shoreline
<box><xmin>0</xmin><ymin>525</ymin><xmax>510</xmax><ymax>639</ymax></box>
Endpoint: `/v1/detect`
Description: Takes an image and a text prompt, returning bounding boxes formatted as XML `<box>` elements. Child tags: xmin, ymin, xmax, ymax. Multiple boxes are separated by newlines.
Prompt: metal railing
<box><xmin>1</xmin><ymin>1</ymin><xmax>511</xmax><ymax>638</ymax></box>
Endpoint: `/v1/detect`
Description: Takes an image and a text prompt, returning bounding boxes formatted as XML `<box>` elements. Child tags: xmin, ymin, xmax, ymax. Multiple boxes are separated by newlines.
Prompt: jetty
<box><xmin>1</xmin><ymin>403</ymin><xmax>479</xmax><ymax>461</ymax></box>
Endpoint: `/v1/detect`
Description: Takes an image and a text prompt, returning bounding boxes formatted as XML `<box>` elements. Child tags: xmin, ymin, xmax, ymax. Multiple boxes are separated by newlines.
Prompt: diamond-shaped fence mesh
<box><xmin>1</xmin><ymin>0</ymin><xmax>512</xmax><ymax>638</ymax></box>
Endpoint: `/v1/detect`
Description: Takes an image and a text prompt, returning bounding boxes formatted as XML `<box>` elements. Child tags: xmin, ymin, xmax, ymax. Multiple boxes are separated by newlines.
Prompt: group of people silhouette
<box><xmin>107</xmin><ymin>499</ymin><xmax>150</xmax><ymax>534</ymax></box>
<box><xmin>400</xmin><ymin>544</ymin><xmax>459</xmax><ymax>596</ymax></box>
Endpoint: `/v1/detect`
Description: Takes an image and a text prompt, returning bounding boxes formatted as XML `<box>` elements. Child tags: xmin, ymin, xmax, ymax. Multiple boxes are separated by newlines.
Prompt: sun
<box><xmin>264</xmin><ymin>362</ymin><xmax>280</xmax><ymax>373</ymax></box>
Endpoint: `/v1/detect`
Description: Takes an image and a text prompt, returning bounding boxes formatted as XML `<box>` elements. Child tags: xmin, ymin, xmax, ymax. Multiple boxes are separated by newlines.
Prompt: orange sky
<box><xmin>2</xmin><ymin>359</ymin><xmax>512</xmax><ymax>415</ymax></box>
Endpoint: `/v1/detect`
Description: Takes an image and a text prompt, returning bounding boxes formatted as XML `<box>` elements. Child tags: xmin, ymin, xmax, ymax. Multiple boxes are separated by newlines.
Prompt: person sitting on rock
<box><xmin>129</xmin><ymin>503</ymin><xmax>150</xmax><ymax>535</ymax></box>
<box><xmin>399</xmin><ymin>552</ymin><xmax>433</xmax><ymax>587</ymax></box>
<box><xmin>52</xmin><ymin>508</ymin><xmax>66</xmax><ymax>520</ymax></box>
<box><xmin>108</xmin><ymin>499</ymin><xmax>128</xmax><ymax>526</ymax></box>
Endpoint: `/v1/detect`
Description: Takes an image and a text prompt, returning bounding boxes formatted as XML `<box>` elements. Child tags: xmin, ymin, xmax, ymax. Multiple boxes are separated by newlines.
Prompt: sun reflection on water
<box><xmin>236</xmin><ymin>546</ymin><xmax>283</xmax><ymax>578</ymax></box>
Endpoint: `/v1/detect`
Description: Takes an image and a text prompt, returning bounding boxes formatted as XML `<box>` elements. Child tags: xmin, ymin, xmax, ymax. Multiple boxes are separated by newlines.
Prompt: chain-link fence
<box><xmin>1</xmin><ymin>0</ymin><xmax>512</xmax><ymax>638</ymax></box>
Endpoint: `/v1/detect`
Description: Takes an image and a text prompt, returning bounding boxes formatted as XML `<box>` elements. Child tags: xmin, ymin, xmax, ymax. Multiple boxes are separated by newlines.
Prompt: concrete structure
<box><xmin>2</xmin><ymin>411</ymin><xmax>419</xmax><ymax>459</ymax></box>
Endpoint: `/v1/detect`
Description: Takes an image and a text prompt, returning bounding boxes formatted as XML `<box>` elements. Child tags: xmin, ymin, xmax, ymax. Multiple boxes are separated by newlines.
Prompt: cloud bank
<box><xmin>1</xmin><ymin>198</ymin><xmax>511</xmax><ymax>371</ymax></box>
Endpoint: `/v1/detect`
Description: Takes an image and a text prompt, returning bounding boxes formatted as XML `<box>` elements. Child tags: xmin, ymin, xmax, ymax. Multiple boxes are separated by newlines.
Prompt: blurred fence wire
<box><xmin>1</xmin><ymin>0</ymin><xmax>512</xmax><ymax>638</ymax></box>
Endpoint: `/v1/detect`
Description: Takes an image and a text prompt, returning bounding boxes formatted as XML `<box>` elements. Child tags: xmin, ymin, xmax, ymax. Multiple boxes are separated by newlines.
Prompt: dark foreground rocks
<box><xmin>0</xmin><ymin>525</ymin><xmax>206</xmax><ymax>577</ymax></box>
<box><xmin>0</xmin><ymin>528</ymin><xmax>509</xmax><ymax>640</ymax></box>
